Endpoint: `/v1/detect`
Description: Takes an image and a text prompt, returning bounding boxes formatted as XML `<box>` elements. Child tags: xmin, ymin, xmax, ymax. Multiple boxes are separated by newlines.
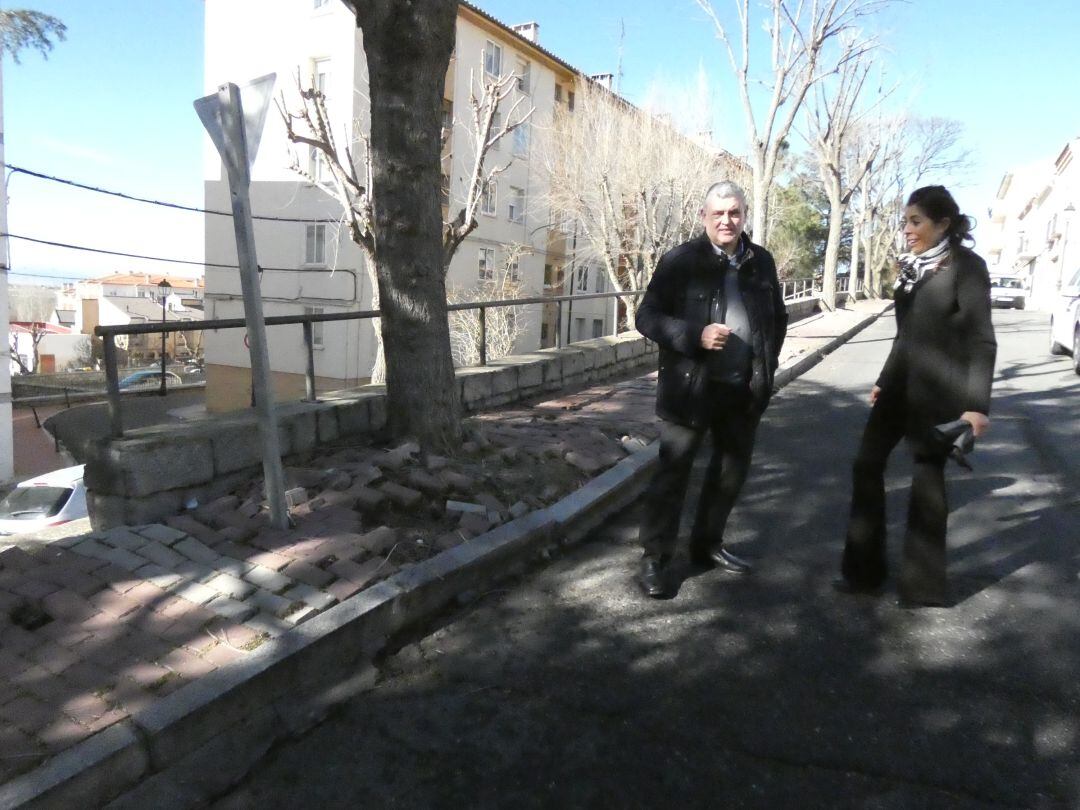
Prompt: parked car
<box><xmin>118</xmin><ymin>369</ymin><xmax>183</xmax><ymax>389</ymax></box>
<box><xmin>989</xmin><ymin>275</ymin><xmax>1026</xmax><ymax>309</ymax></box>
<box><xmin>0</xmin><ymin>465</ymin><xmax>88</xmax><ymax>536</ymax></box>
<box><xmin>1049</xmin><ymin>266</ymin><xmax>1080</xmax><ymax>375</ymax></box>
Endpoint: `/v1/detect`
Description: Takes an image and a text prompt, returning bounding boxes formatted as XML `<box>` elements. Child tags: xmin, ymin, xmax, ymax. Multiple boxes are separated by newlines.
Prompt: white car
<box><xmin>989</xmin><ymin>275</ymin><xmax>1026</xmax><ymax>309</ymax></box>
<box><xmin>0</xmin><ymin>465</ymin><xmax>88</xmax><ymax>536</ymax></box>
<box><xmin>1049</xmin><ymin>266</ymin><xmax>1080</xmax><ymax>375</ymax></box>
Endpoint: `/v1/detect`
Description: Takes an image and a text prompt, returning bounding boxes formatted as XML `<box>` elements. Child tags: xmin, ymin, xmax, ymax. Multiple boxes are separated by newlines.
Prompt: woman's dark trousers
<box><xmin>639</xmin><ymin>393</ymin><xmax>760</xmax><ymax>562</ymax></box>
<box><xmin>842</xmin><ymin>394</ymin><xmax>950</xmax><ymax>602</ymax></box>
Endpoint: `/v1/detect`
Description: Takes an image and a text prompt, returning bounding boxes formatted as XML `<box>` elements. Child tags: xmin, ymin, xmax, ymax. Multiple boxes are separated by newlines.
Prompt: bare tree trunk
<box><xmin>354</xmin><ymin>1</ymin><xmax>461</xmax><ymax>450</ymax></box>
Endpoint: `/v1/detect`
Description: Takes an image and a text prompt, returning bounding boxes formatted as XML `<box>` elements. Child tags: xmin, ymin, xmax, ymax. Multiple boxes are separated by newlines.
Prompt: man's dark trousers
<box><xmin>639</xmin><ymin>385</ymin><xmax>759</xmax><ymax>561</ymax></box>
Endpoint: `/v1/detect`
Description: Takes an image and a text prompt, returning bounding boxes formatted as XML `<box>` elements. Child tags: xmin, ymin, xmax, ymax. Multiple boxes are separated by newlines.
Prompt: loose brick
<box><xmin>134</xmin><ymin>563</ymin><xmax>184</xmax><ymax>592</ymax></box>
<box><xmin>282</xmin><ymin>559</ymin><xmax>335</xmax><ymax>589</ymax></box>
<box><xmin>42</xmin><ymin>590</ymin><xmax>98</xmax><ymax>623</ymax></box>
<box><xmin>246</xmin><ymin>550</ymin><xmax>292</xmax><ymax>572</ymax></box>
<box><xmin>358</xmin><ymin>526</ymin><xmax>398</xmax><ymax>556</ymax></box>
<box><xmin>281</xmin><ymin>537</ymin><xmax>333</xmax><ymax>566</ymax></box>
<box><xmin>326</xmin><ymin>578</ymin><xmax>364</xmax><ymax>602</ymax></box>
<box><xmin>245</xmin><ymin>589</ymin><xmax>292</xmax><ymax>618</ymax></box>
<box><xmin>88</xmin><ymin>588</ymin><xmax>143</xmax><ymax>619</ymax></box>
<box><xmin>352</xmin><ymin>486</ymin><xmax>388</xmax><ymax>514</ymax></box>
<box><xmin>243</xmin><ymin>564</ymin><xmax>293</xmax><ymax>593</ymax></box>
<box><xmin>172</xmin><ymin>581</ymin><xmax>218</xmax><ymax>606</ymax></box>
<box><xmin>160</xmin><ymin>647</ymin><xmax>215</xmax><ymax>680</ymax></box>
<box><xmin>174</xmin><ymin>537</ymin><xmax>220</xmax><ymax>565</ymax></box>
<box><xmin>205</xmin><ymin>595</ymin><xmax>257</xmax><ymax>623</ymax></box>
<box><xmin>137</xmin><ymin>523</ymin><xmax>190</xmax><ymax>544</ymax></box>
<box><xmin>137</xmin><ymin>541</ymin><xmax>187</xmax><ymax>570</ymax></box>
<box><xmin>378</xmin><ymin>481</ymin><xmax>423</xmax><ymax>510</ymax></box>
<box><xmin>406</xmin><ymin>469</ymin><xmax>448</xmax><ymax>495</ymax></box>
<box><xmin>312</xmin><ymin>533</ymin><xmax>366</xmax><ymax>563</ymax></box>
<box><xmin>282</xmin><ymin>582</ymin><xmax>337</xmax><ymax>611</ymax></box>
<box><xmin>101</xmin><ymin>527</ymin><xmax>150</xmax><ymax>552</ymax></box>
<box><xmin>206</xmin><ymin>572</ymin><xmax>255</xmax><ymax>600</ymax></box>
<box><xmin>25</xmin><ymin>641</ymin><xmax>80</xmax><ymax>675</ymax></box>
<box><xmin>165</xmin><ymin>514</ymin><xmax>225</xmax><ymax>547</ymax></box>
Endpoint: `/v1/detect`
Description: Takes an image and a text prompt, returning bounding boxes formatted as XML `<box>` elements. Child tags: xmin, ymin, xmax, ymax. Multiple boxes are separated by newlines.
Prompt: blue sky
<box><xmin>4</xmin><ymin>0</ymin><xmax>1079</xmax><ymax>282</ymax></box>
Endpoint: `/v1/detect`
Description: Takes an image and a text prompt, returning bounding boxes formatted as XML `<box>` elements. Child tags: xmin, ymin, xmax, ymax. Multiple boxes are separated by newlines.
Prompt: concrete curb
<box><xmin>772</xmin><ymin>303</ymin><xmax>893</xmax><ymax>391</ymax></box>
<box><xmin>1</xmin><ymin>304</ymin><xmax>890</xmax><ymax>809</ymax></box>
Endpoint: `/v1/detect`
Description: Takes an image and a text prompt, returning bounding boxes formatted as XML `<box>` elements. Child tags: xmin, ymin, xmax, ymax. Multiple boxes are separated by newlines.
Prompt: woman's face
<box><xmin>902</xmin><ymin>205</ymin><xmax>950</xmax><ymax>255</ymax></box>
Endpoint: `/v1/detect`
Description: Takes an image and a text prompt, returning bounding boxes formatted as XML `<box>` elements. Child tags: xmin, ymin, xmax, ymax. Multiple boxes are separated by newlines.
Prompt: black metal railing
<box><xmin>90</xmin><ymin>276</ymin><xmax>837</xmax><ymax>438</ymax></box>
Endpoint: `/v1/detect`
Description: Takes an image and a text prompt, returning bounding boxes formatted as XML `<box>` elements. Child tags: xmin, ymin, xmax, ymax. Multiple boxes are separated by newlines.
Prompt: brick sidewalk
<box><xmin>0</xmin><ymin>375</ymin><xmax>662</xmax><ymax>784</ymax></box>
<box><xmin>0</xmin><ymin>298</ymin><xmax>892</xmax><ymax>790</ymax></box>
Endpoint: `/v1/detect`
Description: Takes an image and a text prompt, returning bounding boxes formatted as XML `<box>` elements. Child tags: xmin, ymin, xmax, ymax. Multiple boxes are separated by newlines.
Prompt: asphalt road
<box><xmin>212</xmin><ymin>309</ymin><xmax>1080</xmax><ymax>809</ymax></box>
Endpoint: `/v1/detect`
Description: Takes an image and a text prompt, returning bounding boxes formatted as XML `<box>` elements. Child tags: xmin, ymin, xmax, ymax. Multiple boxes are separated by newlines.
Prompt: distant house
<box><xmin>53</xmin><ymin>272</ymin><xmax>205</xmax><ymax>363</ymax></box>
<box><xmin>9</xmin><ymin>321</ymin><xmax>83</xmax><ymax>374</ymax></box>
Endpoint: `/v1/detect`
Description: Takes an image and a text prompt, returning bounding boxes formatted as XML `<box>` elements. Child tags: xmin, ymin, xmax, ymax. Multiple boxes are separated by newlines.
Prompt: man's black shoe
<box><xmin>831</xmin><ymin>577</ymin><xmax>884</xmax><ymax>597</ymax></box>
<box><xmin>690</xmin><ymin>546</ymin><xmax>753</xmax><ymax>575</ymax></box>
<box><xmin>639</xmin><ymin>557</ymin><xmax>670</xmax><ymax>598</ymax></box>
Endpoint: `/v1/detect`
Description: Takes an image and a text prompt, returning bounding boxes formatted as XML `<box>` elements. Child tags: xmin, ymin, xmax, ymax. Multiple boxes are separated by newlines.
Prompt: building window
<box><xmin>592</xmin><ymin>318</ymin><xmax>604</xmax><ymax>338</ymax></box>
<box><xmin>478</xmin><ymin>247</ymin><xmax>495</xmax><ymax>280</ymax></box>
<box><xmin>313</xmin><ymin>0</ymin><xmax>329</xmax><ymax>8</ymax></box>
<box><xmin>554</xmin><ymin>84</ymin><xmax>563</xmax><ymax>103</ymax></box>
<box><xmin>516</xmin><ymin>59</ymin><xmax>531</xmax><ymax>93</ymax></box>
<box><xmin>567</xmin><ymin>90</ymin><xmax>575</xmax><ymax>111</ymax></box>
<box><xmin>481</xmin><ymin>180</ymin><xmax>497</xmax><ymax>216</ymax></box>
<box><xmin>490</xmin><ymin>111</ymin><xmax>502</xmax><ymax>150</ymax></box>
<box><xmin>512</xmin><ymin>123</ymin><xmax>530</xmax><ymax>157</ymax></box>
<box><xmin>440</xmin><ymin>173</ymin><xmax>450</xmax><ymax>207</ymax></box>
<box><xmin>544</xmin><ymin>264</ymin><xmax>554</xmax><ymax>286</ymax></box>
<box><xmin>441</xmin><ymin>98</ymin><xmax>453</xmax><ymax>141</ymax></box>
<box><xmin>508</xmin><ymin>186</ymin><xmax>526</xmax><ymax>224</ymax></box>
<box><xmin>576</xmin><ymin>265</ymin><xmax>588</xmax><ymax>292</ymax></box>
<box><xmin>541</xmin><ymin>322</ymin><xmax>549</xmax><ymax>342</ymax></box>
<box><xmin>312</xmin><ymin>58</ymin><xmax>330</xmax><ymax>99</ymax></box>
<box><xmin>309</xmin><ymin>145</ymin><xmax>327</xmax><ymax>184</ymax></box>
<box><xmin>595</xmin><ymin>270</ymin><xmax>605</xmax><ymax>293</ymax></box>
<box><xmin>305</xmin><ymin>224</ymin><xmax>327</xmax><ymax>265</ymax></box>
<box><xmin>303</xmin><ymin>307</ymin><xmax>325</xmax><ymax>347</ymax></box>
<box><xmin>574</xmin><ymin>317</ymin><xmax>586</xmax><ymax>341</ymax></box>
<box><xmin>508</xmin><ymin>257</ymin><xmax>520</xmax><ymax>282</ymax></box>
<box><xmin>483</xmin><ymin>40</ymin><xmax>502</xmax><ymax>77</ymax></box>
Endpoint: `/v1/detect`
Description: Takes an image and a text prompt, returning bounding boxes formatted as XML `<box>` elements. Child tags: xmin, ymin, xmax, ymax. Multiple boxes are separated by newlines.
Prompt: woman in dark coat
<box><xmin>835</xmin><ymin>185</ymin><xmax>997</xmax><ymax>607</ymax></box>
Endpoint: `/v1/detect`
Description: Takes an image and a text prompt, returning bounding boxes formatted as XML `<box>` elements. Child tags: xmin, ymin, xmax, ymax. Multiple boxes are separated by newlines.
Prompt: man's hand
<box><xmin>700</xmin><ymin>323</ymin><xmax>731</xmax><ymax>351</ymax></box>
<box><xmin>960</xmin><ymin>411</ymin><xmax>990</xmax><ymax>438</ymax></box>
<box><xmin>869</xmin><ymin>385</ymin><xmax>882</xmax><ymax>405</ymax></box>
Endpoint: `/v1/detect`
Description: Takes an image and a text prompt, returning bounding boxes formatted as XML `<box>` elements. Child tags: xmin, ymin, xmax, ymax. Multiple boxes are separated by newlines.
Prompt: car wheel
<box><xmin>1074</xmin><ymin>327</ymin><xmax>1080</xmax><ymax>376</ymax></box>
<box><xmin>1016</xmin><ymin>299</ymin><xmax>1025</xmax><ymax>310</ymax></box>
<box><xmin>1050</xmin><ymin>320</ymin><xmax>1068</xmax><ymax>355</ymax></box>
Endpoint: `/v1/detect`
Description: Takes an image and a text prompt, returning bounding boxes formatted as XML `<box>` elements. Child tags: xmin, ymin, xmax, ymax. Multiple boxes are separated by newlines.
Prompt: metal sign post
<box><xmin>195</xmin><ymin>74</ymin><xmax>289</xmax><ymax>530</ymax></box>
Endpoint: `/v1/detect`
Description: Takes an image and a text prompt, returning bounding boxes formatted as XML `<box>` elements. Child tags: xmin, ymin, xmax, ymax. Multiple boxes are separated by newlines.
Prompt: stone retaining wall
<box><xmin>84</xmin><ymin>333</ymin><xmax>658</xmax><ymax>530</ymax></box>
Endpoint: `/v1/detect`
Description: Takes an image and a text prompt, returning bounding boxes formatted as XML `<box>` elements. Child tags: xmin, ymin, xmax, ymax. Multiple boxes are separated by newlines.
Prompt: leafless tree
<box><xmin>539</xmin><ymin>82</ymin><xmax>734</xmax><ymax>323</ymax></box>
<box><xmin>279</xmin><ymin>55</ymin><xmax>533</xmax><ymax>388</ymax></box>
<box><xmin>805</xmin><ymin>37</ymin><xmax>884</xmax><ymax>309</ymax></box>
<box><xmin>447</xmin><ymin>243</ymin><xmax>531</xmax><ymax>367</ymax></box>
<box><xmin>694</xmin><ymin>0</ymin><xmax>890</xmax><ymax>246</ymax></box>
<box><xmin>9</xmin><ymin>323</ymin><xmax>45</xmax><ymax>374</ymax></box>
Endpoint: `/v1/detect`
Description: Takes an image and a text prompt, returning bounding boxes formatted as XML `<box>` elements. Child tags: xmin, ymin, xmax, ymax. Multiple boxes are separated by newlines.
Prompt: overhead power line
<box><xmin>2</xmin><ymin>163</ymin><xmax>341</xmax><ymax>224</ymax></box>
<box><xmin>1</xmin><ymin>232</ymin><xmax>338</xmax><ymax>274</ymax></box>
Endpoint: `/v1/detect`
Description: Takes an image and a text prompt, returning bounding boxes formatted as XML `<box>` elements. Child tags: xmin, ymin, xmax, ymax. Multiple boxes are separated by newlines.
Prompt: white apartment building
<box><xmin>987</xmin><ymin>138</ymin><xmax>1080</xmax><ymax>311</ymax></box>
<box><xmin>201</xmin><ymin>0</ymin><xmax>613</xmax><ymax>411</ymax></box>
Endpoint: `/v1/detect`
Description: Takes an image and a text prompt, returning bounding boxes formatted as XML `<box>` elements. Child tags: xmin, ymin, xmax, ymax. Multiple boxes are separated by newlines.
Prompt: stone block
<box><xmin>359</xmin><ymin>526</ymin><xmax>398</xmax><ymax>556</ymax></box>
<box><xmin>459</xmin><ymin>368</ymin><xmax>494</xmax><ymax>409</ymax></box>
<box><xmin>353</xmin><ymin>486</ymin><xmax>388</xmax><ymax>514</ymax></box>
<box><xmin>137</xmin><ymin>524</ymin><xmax>189</xmax><ymax>545</ymax></box>
<box><xmin>246</xmin><ymin>589</ymin><xmax>293</xmax><ymax>618</ymax></box>
<box><xmin>489</xmin><ymin>365</ymin><xmax>518</xmax><ymax>396</ymax></box>
<box><xmin>282</xmin><ymin>582</ymin><xmax>336</xmax><ymax>612</ymax></box>
<box><xmin>405</xmin><ymin>469</ymin><xmax>447</xmax><ymax>496</ymax></box>
<box><xmin>378</xmin><ymin>481</ymin><xmax>423</xmax><ymax>510</ymax></box>
<box><xmin>334</xmin><ymin>397</ymin><xmax>370</xmax><ymax>437</ymax></box>
<box><xmin>284</xmin><ymin>410</ymin><xmax>318</xmax><ymax>456</ymax></box>
<box><xmin>243</xmin><ymin>565</ymin><xmax>293</xmax><ymax>593</ymax></box>
<box><xmin>206</xmin><ymin>573</ymin><xmax>256</xmax><ymax>601</ymax></box>
<box><xmin>101</xmin><ymin>527</ymin><xmax>150</xmax><ymax>552</ymax></box>
<box><xmin>211</xmin><ymin>424</ymin><xmax>263</xmax><ymax>476</ymax></box>
<box><xmin>174</xmin><ymin>537</ymin><xmax>220</xmax><ymax>565</ymax></box>
<box><xmin>114</xmin><ymin>436</ymin><xmax>216</xmax><ymax>498</ymax></box>
<box><xmin>205</xmin><ymin>595</ymin><xmax>257</xmax><ymax>623</ymax></box>
<box><xmin>137</xmin><ymin>542</ymin><xmax>187</xmax><ymax>570</ymax></box>
<box><xmin>440</xmin><ymin>471</ymin><xmax>474</xmax><ymax>493</ymax></box>
<box><xmin>316</xmin><ymin>408</ymin><xmax>340</xmax><ymax>444</ymax></box>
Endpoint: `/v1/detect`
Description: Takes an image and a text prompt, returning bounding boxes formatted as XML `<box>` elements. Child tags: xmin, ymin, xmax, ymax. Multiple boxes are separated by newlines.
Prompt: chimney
<box><xmin>511</xmin><ymin>22</ymin><xmax>539</xmax><ymax>43</ymax></box>
<box><xmin>589</xmin><ymin>73</ymin><xmax>614</xmax><ymax>91</ymax></box>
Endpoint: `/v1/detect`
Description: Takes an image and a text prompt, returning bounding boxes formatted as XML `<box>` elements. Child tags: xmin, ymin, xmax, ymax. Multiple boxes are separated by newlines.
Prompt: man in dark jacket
<box><xmin>635</xmin><ymin>181</ymin><xmax>788</xmax><ymax>598</ymax></box>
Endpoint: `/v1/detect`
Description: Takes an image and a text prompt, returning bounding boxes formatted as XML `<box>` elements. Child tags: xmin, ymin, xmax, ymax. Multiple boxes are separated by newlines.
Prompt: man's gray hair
<box><xmin>703</xmin><ymin>181</ymin><xmax>748</xmax><ymax>210</ymax></box>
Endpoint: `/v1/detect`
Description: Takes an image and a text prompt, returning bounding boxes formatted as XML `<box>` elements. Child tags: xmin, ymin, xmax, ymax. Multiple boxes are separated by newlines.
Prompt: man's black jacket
<box><xmin>636</xmin><ymin>233</ymin><xmax>788</xmax><ymax>428</ymax></box>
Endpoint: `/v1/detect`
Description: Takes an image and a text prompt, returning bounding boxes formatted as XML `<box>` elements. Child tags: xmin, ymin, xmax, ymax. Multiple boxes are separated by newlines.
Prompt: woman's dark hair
<box><xmin>906</xmin><ymin>185</ymin><xmax>974</xmax><ymax>246</ymax></box>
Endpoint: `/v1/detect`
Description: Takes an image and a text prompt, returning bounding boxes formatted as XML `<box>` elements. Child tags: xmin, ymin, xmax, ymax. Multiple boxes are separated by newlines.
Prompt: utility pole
<box><xmin>195</xmin><ymin>75</ymin><xmax>289</xmax><ymax>530</ymax></box>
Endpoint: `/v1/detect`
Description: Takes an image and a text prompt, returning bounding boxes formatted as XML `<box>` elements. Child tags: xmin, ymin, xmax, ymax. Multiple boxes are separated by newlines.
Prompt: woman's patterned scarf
<box><xmin>895</xmin><ymin>238</ymin><xmax>950</xmax><ymax>293</ymax></box>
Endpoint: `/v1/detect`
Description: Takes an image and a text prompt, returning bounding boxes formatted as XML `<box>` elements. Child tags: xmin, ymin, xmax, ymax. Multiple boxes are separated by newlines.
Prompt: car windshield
<box><xmin>992</xmin><ymin>279</ymin><xmax>1022</xmax><ymax>289</ymax></box>
<box><xmin>0</xmin><ymin>486</ymin><xmax>72</xmax><ymax>519</ymax></box>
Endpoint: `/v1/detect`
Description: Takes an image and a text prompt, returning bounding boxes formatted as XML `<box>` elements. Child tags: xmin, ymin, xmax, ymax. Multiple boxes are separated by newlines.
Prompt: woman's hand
<box><xmin>960</xmin><ymin>411</ymin><xmax>990</xmax><ymax>438</ymax></box>
<box><xmin>869</xmin><ymin>385</ymin><xmax>882</xmax><ymax>405</ymax></box>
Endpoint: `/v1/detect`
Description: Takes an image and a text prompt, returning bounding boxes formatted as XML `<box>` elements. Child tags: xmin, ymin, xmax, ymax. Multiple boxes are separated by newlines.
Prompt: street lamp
<box><xmin>158</xmin><ymin>278</ymin><xmax>172</xmax><ymax>396</ymax></box>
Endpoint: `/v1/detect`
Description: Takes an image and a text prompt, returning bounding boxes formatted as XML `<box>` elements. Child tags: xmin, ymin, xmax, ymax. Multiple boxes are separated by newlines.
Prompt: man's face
<box><xmin>701</xmin><ymin>195</ymin><xmax>745</xmax><ymax>253</ymax></box>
